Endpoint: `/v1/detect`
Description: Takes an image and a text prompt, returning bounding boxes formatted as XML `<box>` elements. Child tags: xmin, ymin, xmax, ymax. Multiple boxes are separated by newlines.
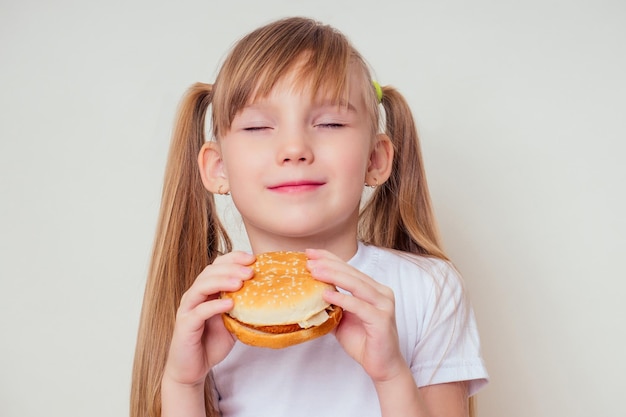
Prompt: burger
<box><xmin>221</xmin><ymin>251</ymin><xmax>343</xmax><ymax>349</ymax></box>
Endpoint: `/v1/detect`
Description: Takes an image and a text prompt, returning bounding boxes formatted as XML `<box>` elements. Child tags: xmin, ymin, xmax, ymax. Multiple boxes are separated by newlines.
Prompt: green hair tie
<box><xmin>372</xmin><ymin>80</ymin><xmax>383</xmax><ymax>103</ymax></box>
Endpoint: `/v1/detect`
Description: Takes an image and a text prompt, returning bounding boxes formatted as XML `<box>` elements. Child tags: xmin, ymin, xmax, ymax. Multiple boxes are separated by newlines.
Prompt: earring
<box><xmin>217</xmin><ymin>185</ymin><xmax>230</xmax><ymax>195</ymax></box>
<box><xmin>365</xmin><ymin>178</ymin><xmax>378</xmax><ymax>188</ymax></box>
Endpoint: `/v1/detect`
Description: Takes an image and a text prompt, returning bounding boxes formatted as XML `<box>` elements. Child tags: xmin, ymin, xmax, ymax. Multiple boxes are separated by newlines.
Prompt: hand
<box><xmin>163</xmin><ymin>251</ymin><xmax>255</xmax><ymax>387</ymax></box>
<box><xmin>306</xmin><ymin>249</ymin><xmax>407</xmax><ymax>383</ymax></box>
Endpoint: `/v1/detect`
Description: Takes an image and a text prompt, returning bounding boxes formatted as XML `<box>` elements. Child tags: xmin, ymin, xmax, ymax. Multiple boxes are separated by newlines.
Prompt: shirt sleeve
<box><xmin>409</xmin><ymin>261</ymin><xmax>489</xmax><ymax>396</ymax></box>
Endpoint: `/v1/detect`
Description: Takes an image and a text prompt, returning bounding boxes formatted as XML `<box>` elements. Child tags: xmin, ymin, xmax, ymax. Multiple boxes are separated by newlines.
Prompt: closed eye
<box><xmin>243</xmin><ymin>126</ymin><xmax>271</xmax><ymax>131</ymax></box>
<box><xmin>316</xmin><ymin>123</ymin><xmax>345</xmax><ymax>129</ymax></box>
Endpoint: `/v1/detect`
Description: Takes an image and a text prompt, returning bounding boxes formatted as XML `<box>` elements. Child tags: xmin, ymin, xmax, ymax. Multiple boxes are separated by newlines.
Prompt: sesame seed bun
<box><xmin>221</xmin><ymin>251</ymin><xmax>342</xmax><ymax>349</ymax></box>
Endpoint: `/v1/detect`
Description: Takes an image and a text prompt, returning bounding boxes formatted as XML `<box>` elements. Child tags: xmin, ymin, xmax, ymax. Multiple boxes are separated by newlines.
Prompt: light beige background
<box><xmin>1</xmin><ymin>1</ymin><xmax>624</xmax><ymax>416</ymax></box>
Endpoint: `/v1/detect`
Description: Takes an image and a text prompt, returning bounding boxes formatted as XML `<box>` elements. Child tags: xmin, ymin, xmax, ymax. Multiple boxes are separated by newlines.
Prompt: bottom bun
<box><xmin>222</xmin><ymin>307</ymin><xmax>343</xmax><ymax>349</ymax></box>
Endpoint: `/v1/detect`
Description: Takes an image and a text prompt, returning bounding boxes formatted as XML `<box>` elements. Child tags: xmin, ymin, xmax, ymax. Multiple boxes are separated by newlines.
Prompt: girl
<box><xmin>131</xmin><ymin>17</ymin><xmax>488</xmax><ymax>417</ymax></box>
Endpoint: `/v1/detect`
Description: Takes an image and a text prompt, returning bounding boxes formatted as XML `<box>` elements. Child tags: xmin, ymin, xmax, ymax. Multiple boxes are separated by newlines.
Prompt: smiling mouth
<box><xmin>268</xmin><ymin>181</ymin><xmax>325</xmax><ymax>193</ymax></box>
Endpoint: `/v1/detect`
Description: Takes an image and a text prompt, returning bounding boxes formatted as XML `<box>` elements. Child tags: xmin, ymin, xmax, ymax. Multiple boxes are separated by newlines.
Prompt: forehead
<box><xmin>245</xmin><ymin>59</ymin><xmax>368</xmax><ymax>110</ymax></box>
<box><xmin>253</xmin><ymin>55</ymin><xmax>361</xmax><ymax>97</ymax></box>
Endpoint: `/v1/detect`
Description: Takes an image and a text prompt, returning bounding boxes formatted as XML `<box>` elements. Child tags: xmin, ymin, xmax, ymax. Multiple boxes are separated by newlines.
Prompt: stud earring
<box><xmin>217</xmin><ymin>185</ymin><xmax>230</xmax><ymax>195</ymax></box>
<box><xmin>365</xmin><ymin>178</ymin><xmax>378</xmax><ymax>188</ymax></box>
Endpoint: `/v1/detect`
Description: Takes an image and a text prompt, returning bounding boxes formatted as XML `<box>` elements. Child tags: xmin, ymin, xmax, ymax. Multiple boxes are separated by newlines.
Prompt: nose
<box><xmin>276</xmin><ymin>128</ymin><xmax>314</xmax><ymax>165</ymax></box>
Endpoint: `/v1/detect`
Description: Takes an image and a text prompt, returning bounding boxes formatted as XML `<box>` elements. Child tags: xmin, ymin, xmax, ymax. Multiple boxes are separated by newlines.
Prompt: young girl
<box><xmin>131</xmin><ymin>17</ymin><xmax>488</xmax><ymax>417</ymax></box>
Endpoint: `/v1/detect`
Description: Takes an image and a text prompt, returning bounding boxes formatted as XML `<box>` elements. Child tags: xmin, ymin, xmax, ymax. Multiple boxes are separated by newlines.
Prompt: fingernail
<box><xmin>219</xmin><ymin>298</ymin><xmax>234</xmax><ymax>308</ymax></box>
<box><xmin>229</xmin><ymin>277</ymin><xmax>243</xmax><ymax>287</ymax></box>
<box><xmin>307</xmin><ymin>261</ymin><xmax>326</xmax><ymax>278</ymax></box>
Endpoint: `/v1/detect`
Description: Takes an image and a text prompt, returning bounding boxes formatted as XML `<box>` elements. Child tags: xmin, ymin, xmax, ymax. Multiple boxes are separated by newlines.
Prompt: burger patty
<box><xmin>249</xmin><ymin>322</ymin><xmax>303</xmax><ymax>334</ymax></box>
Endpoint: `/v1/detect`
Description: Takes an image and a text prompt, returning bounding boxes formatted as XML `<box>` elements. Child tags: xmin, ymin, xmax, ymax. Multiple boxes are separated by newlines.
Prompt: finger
<box><xmin>323</xmin><ymin>289</ymin><xmax>394</xmax><ymax>330</ymax></box>
<box><xmin>212</xmin><ymin>250</ymin><xmax>256</xmax><ymax>266</ymax></box>
<box><xmin>178</xmin><ymin>261</ymin><xmax>254</xmax><ymax>314</ymax></box>
<box><xmin>306</xmin><ymin>251</ymin><xmax>393</xmax><ymax>309</ymax></box>
<box><xmin>306</xmin><ymin>248</ymin><xmax>389</xmax><ymax>293</ymax></box>
<box><xmin>187</xmin><ymin>298</ymin><xmax>233</xmax><ymax>328</ymax></box>
<box><xmin>174</xmin><ymin>297</ymin><xmax>234</xmax><ymax>336</ymax></box>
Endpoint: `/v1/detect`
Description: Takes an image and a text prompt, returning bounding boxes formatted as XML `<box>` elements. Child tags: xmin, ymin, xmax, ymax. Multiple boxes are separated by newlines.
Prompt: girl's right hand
<box><xmin>162</xmin><ymin>251</ymin><xmax>255</xmax><ymax>387</ymax></box>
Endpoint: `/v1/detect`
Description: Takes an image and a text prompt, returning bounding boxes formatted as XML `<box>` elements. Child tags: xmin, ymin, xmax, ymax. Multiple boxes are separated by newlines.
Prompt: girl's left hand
<box><xmin>306</xmin><ymin>248</ymin><xmax>407</xmax><ymax>383</ymax></box>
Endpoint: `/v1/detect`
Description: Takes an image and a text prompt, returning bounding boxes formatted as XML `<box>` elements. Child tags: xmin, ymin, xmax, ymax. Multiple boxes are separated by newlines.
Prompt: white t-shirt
<box><xmin>212</xmin><ymin>242</ymin><xmax>488</xmax><ymax>416</ymax></box>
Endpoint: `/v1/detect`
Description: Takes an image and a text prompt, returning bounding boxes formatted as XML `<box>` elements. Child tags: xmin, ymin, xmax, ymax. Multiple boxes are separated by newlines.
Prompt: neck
<box><xmin>245</xmin><ymin>223</ymin><xmax>359</xmax><ymax>262</ymax></box>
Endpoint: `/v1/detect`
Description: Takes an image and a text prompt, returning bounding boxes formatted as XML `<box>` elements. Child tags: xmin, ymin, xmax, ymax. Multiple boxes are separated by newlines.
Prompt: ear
<box><xmin>365</xmin><ymin>133</ymin><xmax>394</xmax><ymax>186</ymax></box>
<box><xmin>198</xmin><ymin>142</ymin><xmax>229</xmax><ymax>194</ymax></box>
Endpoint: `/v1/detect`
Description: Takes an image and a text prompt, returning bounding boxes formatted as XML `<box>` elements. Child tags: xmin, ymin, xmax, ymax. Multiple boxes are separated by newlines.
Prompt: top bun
<box><xmin>222</xmin><ymin>251</ymin><xmax>335</xmax><ymax>326</ymax></box>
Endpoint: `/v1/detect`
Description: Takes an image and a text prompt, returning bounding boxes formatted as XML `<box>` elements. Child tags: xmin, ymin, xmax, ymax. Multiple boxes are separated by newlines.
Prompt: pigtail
<box><xmin>362</xmin><ymin>87</ymin><xmax>480</xmax><ymax>416</ymax></box>
<box><xmin>130</xmin><ymin>83</ymin><xmax>231</xmax><ymax>417</ymax></box>
<box><xmin>360</xmin><ymin>86</ymin><xmax>447</xmax><ymax>261</ymax></box>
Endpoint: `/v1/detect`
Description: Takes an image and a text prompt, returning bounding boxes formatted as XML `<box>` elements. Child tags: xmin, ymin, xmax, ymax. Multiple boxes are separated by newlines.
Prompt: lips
<box><xmin>267</xmin><ymin>180</ymin><xmax>325</xmax><ymax>193</ymax></box>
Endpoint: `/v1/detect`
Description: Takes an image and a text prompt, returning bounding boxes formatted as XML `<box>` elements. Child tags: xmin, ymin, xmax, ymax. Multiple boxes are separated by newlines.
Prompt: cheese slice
<box><xmin>297</xmin><ymin>309</ymin><xmax>330</xmax><ymax>329</ymax></box>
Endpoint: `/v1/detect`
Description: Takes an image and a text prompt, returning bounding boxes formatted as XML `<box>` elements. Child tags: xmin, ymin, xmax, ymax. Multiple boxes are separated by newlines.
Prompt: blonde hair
<box><xmin>131</xmin><ymin>16</ymin><xmax>474</xmax><ymax>417</ymax></box>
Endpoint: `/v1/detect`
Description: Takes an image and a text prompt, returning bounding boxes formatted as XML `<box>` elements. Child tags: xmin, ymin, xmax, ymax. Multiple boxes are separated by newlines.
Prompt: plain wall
<box><xmin>1</xmin><ymin>1</ymin><xmax>624</xmax><ymax>416</ymax></box>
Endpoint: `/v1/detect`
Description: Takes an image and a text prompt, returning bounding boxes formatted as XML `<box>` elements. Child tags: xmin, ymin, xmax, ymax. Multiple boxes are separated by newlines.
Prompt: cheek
<box><xmin>220</xmin><ymin>143</ymin><xmax>260</xmax><ymax>180</ymax></box>
<box><xmin>336</xmin><ymin>146</ymin><xmax>371</xmax><ymax>178</ymax></box>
